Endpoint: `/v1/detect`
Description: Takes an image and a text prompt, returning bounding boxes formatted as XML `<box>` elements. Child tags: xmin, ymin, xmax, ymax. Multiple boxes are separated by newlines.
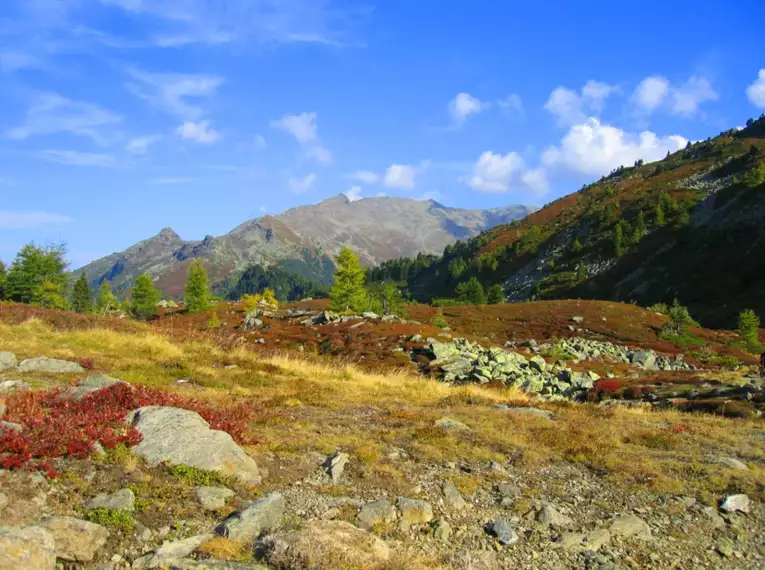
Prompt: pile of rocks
<box><xmin>298</xmin><ymin>310</ymin><xmax>411</xmax><ymax>327</ymax></box>
<box><xmin>413</xmin><ymin>339</ymin><xmax>599</xmax><ymax>399</ymax></box>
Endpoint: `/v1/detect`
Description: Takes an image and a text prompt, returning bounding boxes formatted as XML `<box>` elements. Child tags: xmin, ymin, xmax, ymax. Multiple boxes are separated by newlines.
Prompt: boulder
<box><xmin>62</xmin><ymin>374</ymin><xmax>131</xmax><ymax>401</ymax></box>
<box><xmin>356</xmin><ymin>500</ymin><xmax>397</xmax><ymax>530</ymax></box>
<box><xmin>87</xmin><ymin>488</ymin><xmax>135</xmax><ymax>512</ymax></box>
<box><xmin>496</xmin><ymin>482</ymin><xmax>521</xmax><ymax>499</ymax></box>
<box><xmin>215</xmin><ymin>493</ymin><xmax>284</xmax><ymax>542</ymax></box>
<box><xmin>196</xmin><ymin>487</ymin><xmax>234</xmax><ymax>511</ymax></box>
<box><xmin>557</xmin><ymin>529</ymin><xmax>610</xmax><ymax>552</ymax></box>
<box><xmin>242</xmin><ymin>312</ymin><xmax>264</xmax><ymax>330</ymax></box>
<box><xmin>434</xmin><ymin>417</ymin><xmax>471</xmax><ymax>431</ymax></box>
<box><xmin>261</xmin><ymin>520</ymin><xmax>389</xmax><ymax>570</ymax></box>
<box><xmin>323</xmin><ymin>451</ymin><xmax>350</xmax><ymax>482</ymax></box>
<box><xmin>0</xmin><ymin>525</ymin><xmax>56</xmax><ymax>570</ymax></box>
<box><xmin>127</xmin><ymin>406</ymin><xmax>261</xmax><ymax>484</ymax></box>
<box><xmin>39</xmin><ymin>516</ymin><xmax>109</xmax><ymax>562</ymax></box>
<box><xmin>485</xmin><ymin>520</ymin><xmax>519</xmax><ymax>545</ymax></box>
<box><xmin>0</xmin><ymin>352</ymin><xmax>18</xmax><ymax>372</ymax></box>
<box><xmin>608</xmin><ymin>514</ymin><xmax>652</xmax><ymax>540</ymax></box>
<box><xmin>396</xmin><ymin>497</ymin><xmax>433</xmax><ymax>529</ymax></box>
<box><xmin>17</xmin><ymin>357</ymin><xmax>85</xmax><ymax>373</ymax></box>
<box><xmin>536</xmin><ymin>504</ymin><xmax>573</xmax><ymax>527</ymax></box>
<box><xmin>442</xmin><ymin>481</ymin><xmax>468</xmax><ymax>511</ymax></box>
<box><xmin>716</xmin><ymin>456</ymin><xmax>748</xmax><ymax>470</ymax></box>
<box><xmin>496</xmin><ymin>405</ymin><xmax>554</xmax><ymax>420</ymax></box>
<box><xmin>720</xmin><ymin>494</ymin><xmax>750</xmax><ymax>514</ymax></box>
<box><xmin>0</xmin><ymin>380</ymin><xmax>30</xmax><ymax>392</ymax></box>
<box><xmin>131</xmin><ymin>533</ymin><xmax>213</xmax><ymax>569</ymax></box>
<box><xmin>630</xmin><ymin>350</ymin><xmax>657</xmax><ymax>371</ymax></box>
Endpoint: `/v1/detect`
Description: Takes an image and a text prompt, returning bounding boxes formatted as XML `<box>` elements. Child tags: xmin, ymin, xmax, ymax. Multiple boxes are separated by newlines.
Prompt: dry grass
<box><xmin>1</xmin><ymin>317</ymin><xmax>763</xmax><ymax>502</ymax></box>
<box><xmin>197</xmin><ymin>537</ymin><xmax>253</xmax><ymax>562</ymax></box>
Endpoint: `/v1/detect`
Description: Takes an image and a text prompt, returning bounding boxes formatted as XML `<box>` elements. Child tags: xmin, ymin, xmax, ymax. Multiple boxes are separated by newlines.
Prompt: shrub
<box><xmin>207</xmin><ymin>312</ymin><xmax>222</xmax><ymax>329</ymax></box>
<box><xmin>649</xmin><ymin>302</ymin><xmax>669</xmax><ymax>314</ymax></box>
<box><xmin>660</xmin><ymin>299</ymin><xmax>698</xmax><ymax>338</ymax></box>
<box><xmin>433</xmin><ymin>310</ymin><xmax>448</xmax><ymax>329</ymax></box>
<box><xmin>738</xmin><ymin>309</ymin><xmax>761</xmax><ymax>352</ymax></box>
<box><xmin>86</xmin><ymin>508</ymin><xmax>135</xmax><ymax>532</ymax></box>
<box><xmin>0</xmin><ymin>383</ymin><xmax>260</xmax><ymax>477</ymax></box>
<box><xmin>242</xmin><ymin>287</ymin><xmax>279</xmax><ymax>313</ymax></box>
<box><xmin>169</xmin><ymin>464</ymin><xmax>232</xmax><ymax>487</ymax></box>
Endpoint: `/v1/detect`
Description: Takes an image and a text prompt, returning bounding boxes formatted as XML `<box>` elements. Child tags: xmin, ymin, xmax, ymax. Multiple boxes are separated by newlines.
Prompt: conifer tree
<box><xmin>0</xmin><ymin>260</ymin><xmax>6</xmax><ymax>300</ymax></box>
<box><xmin>487</xmin><ymin>284</ymin><xmax>504</xmax><ymax>304</ymax></box>
<box><xmin>95</xmin><ymin>281</ymin><xmax>118</xmax><ymax>314</ymax></box>
<box><xmin>633</xmin><ymin>211</ymin><xmax>646</xmax><ymax>242</ymax></box>
<box><xmin>738</xmin><ymin>309</ymin><xmax>761</xmax><ymax>352</ymax></box>
<box><xmin>613</xmin><ymin>224</ymin><xmax>624</xmax><ymax>256</ymax></box>
<box><xmin>71</xmin><ymin>273</ymin><xmax>93</xmax><ymax>313</ymax></box>
<box><xmin>6</xmin><ymin>243</ymin><xmax>68</xmax><ymax>305</ymax></box>
<box><xmin>329</xmin><ymin>246</ymin><xmax>368</xmax><ymax>313</ymax></box>
<box><xmin>456</xmin><ymin>276</ymin><xmax>486</xmax><ymax>305</ymax></box>
<box><xmin>131</xmin><ymin>274</ymin><xmax>161</xmax><ymax>319</ymax></box>
<box><xmin>184</xmin><ymin>259</ymin><xmax>211</xmax><ymax>313</ymax></box>
<box><xmin>655</xmin><ymin>202</ymin><xmax>665</xmax><ymax>226</ymax></box>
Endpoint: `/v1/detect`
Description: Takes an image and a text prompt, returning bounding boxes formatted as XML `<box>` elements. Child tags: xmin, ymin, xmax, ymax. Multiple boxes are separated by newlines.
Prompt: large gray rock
<box><xmin>260</xmin><ymin>520</ymin><xmax>390</xmax><ymax>569</ymax></box>
<box><xmin>0</xmin><ymin>525</ymin><xmax>56</xmax><ymax>570</ymax></box>
<box><xmin>536</xmin><ymin>504</ymin><xmax>574</xmax><ymax>527</ymax></box>
<box><xmin>557</xmin><ymin>529</ymin><xmax>610</xmax><ymax>552</ymax></box>
<box><xmin>131</xmin><ymin>533</ymin><xmax>213</xmax><ymax>569</ymax></box>
<box><xmin>486</xmin><ymin>520</ymin><xmax>519</xmax><ymax>545</ymax></box>
<box><xmin>39</xmin><ymin>516</ymin><xmax>109</xmax><ymax>562</ymax></box>
<box><xmin>609</xmin><ymin>514</ymin><xmax>652</xmax><ymax>540</ymax></box>
<box><xmin>720</xmin><ymin>494</ymin><xmax>750</xmax><ymax>514</ymax></box>
<box><xmin>434</xmin><ymin>417</ymin><xmax>471</xmax><ymax>431</ymax></box>
<box><xmin>323</xmin><ymin>451</ymin><xmax>350</xmax><ymax>482</ymax></box>
<box><xmin>630</xmin><ymin>350</ymin><xmax>657</xmax><ymax>371</ymax></box>
<box><xmin>716</xmin><ymin>456</ymin><xmax>748</xmax><ymax>471</ymax></box>
<box><xmin>442</xmin><ymin>481</ymin><xmax>468</xmax><ymax>511</ymax></box>
<box><xmin>396</xmin><ymin>497</ymin><xmax>433</xmax><ymax>529</ymax></box>
<box><xmin>126</xmin><ymin>406</ymin><xmax>261</xmax><ymax>484</ymax></box>
<box><xmin>215</xmin><ymin>493</ymin><xmax>284</xmax><ymax>542</ymax></box>
<box><xmin>196</xmin><ymin>487</ymin><xmax>234</xmax><ymax>511</ymax></box>
<box><xmin>17</xmin><ymin>357</ymin><xmax>85</xmax><ymax>373</ymax></box>
<box><xmin>87</xmin><ymin>488</ymin><xmax>135</xmax><ymax>512</ymax></box>
<box><xmin>0</xmin><ymin>352</ymin><xmax>18</xmax><ymax>372</ymax></box>
<box><xmin>356</xmin><ymin>500</ymin><xmax>397</xmax><ymax>530</ymax></box>
<box><xmin>62</xmin><ymin>374</ymin><xmax>131</xmax><ymax>401</ymax></box>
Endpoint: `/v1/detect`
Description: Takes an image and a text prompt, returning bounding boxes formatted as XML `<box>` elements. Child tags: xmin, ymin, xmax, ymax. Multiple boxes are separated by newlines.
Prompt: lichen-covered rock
<box><xmin>356</xmin><ymin>500</ymin><xmax>397</xmax><ymax>530</ymax></box>
<box><xmin>215</xmin><ymin>493</ymin><xmax>284</xmax><ymax>542</ymax></box>
<box><xmin>196</xmin><ymin>487</ymin><xmax>234</xmax><ymax>511</ymax></box>
<box><xmin>17</xmin><ymin>357</ymin><xmax>85</xmax><ymax>373</ymax></box>
<box><xmin>609</xmin><ymin>514</ymin><xmax>652</xmax><ymax>540</ymax></box>
<box><xmin>0</xmin><ymin>352</ymin><xmax>18</xmax><ymax>372</ymax></box>
<box><xmin>0</xmin><ymin>525</ymin><xmax>56</xmax><ymax>570</ymax></box>
<box><xmin>132</xmin><ymin>533</ymin><xmax>213</xmax><ymax>569</ymax></box>
<box><xmin>396</xmin><ymin>497</ymin><xmax>433</xmax><ymax>529</ymax></box>
<box><xmin>62</xmin><ymin>374</ymin><xmax>131</xmax><ymax>401</ymax></box>
<box><xmin>39</xmin><ymin>516</ymin><xmax>109</xmax><ymax>562</ymax></box>
<box><xmin>127</xmin><ymin>406</ymin><xmax>261</xmax><ymax>484</ymax></box>
<box><xmin>87</xmin><ymin>488</ymin><xmax>135</xmax><ymax>511</ymax></box>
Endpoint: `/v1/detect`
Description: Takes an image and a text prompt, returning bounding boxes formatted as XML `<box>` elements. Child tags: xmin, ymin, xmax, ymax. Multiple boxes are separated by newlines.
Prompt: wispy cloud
<box><xmin>37</xmin><ymin>149</ymin><xmax>118</xmax><ymax>167</ymax></box>
<box><xmin>7</xmin><ymin>93</ymin><xmax>121</xmax><ymax>144</ymax></box>
<box><xmin>149</xmin><ymin>177</ymin><xmax>198</xmax><ymax>185</ymax></box>
<box><xmin>0</xmin><ymin>51</ymin><xmax>44</xmax><ymax>73</ymax></box>
<box><xmin>0</xmin><ymin>210</ymin><xmax>73</xmax><ymax>230</ymax></box>
<box><xmin>288</xmin><ymin>172</ymin><xmax>317</xmax><ymax>193</ymax></box>
<box><xmin>126</xmin><ymin>135</ymin><xmax>161</xmax><ymax>155</ymax></box>
<box><xmin>177</xmin><ymin>121</ymin><xmax>221</xmax><ymax>143</ymax></box>
<box><xmin>126</xmin><ymin>68</ymin><xmax>224</xmax><ymax>119</ymax></box>
<box><xmin>271</xmin><ymin>111</ymin><xmax>332</xmax><ymax>165</ymax></box>
<box><xmin>349</xmin><ymin>170</ymin><xmax>379</xmax><ymax>183</ymax></box>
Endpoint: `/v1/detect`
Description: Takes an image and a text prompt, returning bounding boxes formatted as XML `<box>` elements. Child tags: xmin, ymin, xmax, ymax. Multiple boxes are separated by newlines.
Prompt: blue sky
<box><xmin>1</xmin><ymin>0</ymin><xmax>764</xmax><ymax>269</ymax></box>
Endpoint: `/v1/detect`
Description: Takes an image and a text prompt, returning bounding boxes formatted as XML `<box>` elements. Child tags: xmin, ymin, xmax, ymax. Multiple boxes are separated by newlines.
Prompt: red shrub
<box><xmin>0</xmin><ymin>383</ymin><xmax>260</xmax><ymax>477</ymax></box>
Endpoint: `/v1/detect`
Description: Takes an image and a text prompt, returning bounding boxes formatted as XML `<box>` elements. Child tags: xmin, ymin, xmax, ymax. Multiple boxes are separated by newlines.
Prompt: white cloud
<box><xmin>345</xmin><ymin>185</ymin><xmax>362</xmax><ymax>201</ymax></box>
<box><xmin>545</xmin><ymin>80</ymin><xmax>617</xmax><ymax>126</ymax></box>
<box><xmin>37</xmin><ymin>149</ymin><xmax>118</xmax><ymax>167</ymax></box>
<box><xmin>448</xmin><ymin>92</ymin><xmax>489</xmax><ymax>126</ymax></box>
<box><xmin>288</xmin><ymin>173</ymin><xmax>316</xmax><ymax>193</ymax></box>
<box><xmin>254</xmin><ymin>134</ymin><xmax>267</xmax><ymax>149</ymax></box>
<box><xmin>7</xmin><ymin>93</ymin><xmax>121</xmax><ymax>144</ymax></box>
<box><xmin>630</xmin><ymin>75</ymin><xmax>717</xmax><ymax>117</ymax></box>
<box><xmin>0</xmin><ymin>51</ymin><xmax>43</xmax><ymax>73</ymax></box>
<box><xmin>383</xmin><ymin>164</ymin><xmax>417</xmax><ymax>189</ymax></box>
<box><xmin>127</xmin><ymin>68</ymin><xmax>223</xmax><ymax>119</ymax></box>
<box><xmin>349</xmin><ymin>170</ymin><xmax>379</xmax><ymax>184</ymax></box>
<box><xmin>746</xmin><ymin>69</ymin><xmax>765</xmax><ymax>109</ymax></box>
<box><xmin>498</xmin><ymin>93</ymin><xmax>524</xmax><ymax>116</ymax></box>
<box><xmin>126</xmin><ymin>135</ymin><xmax>161</xmax><ymax>155</ymax></box>
<box><xmin>305</xmin><ymin>145</ymin><xmax>333</xmax><ymax>165</ymax></box>
<box><xmin>177</xmin><ymin>121</ymin><xmax>221</xmax><ymax>143</ymax></box>
<box><xmin>0</xmin><ymin>210</ymin><xmax>73</xmax><ymax>230</ymax></box>
<box><xmin>631</xmin><ymin>76</ymin><xmax>670</xmax><ymax>113</ymax></box>
<box><xmin>541</xmin><ymin>118</ymin><xmax>688</xmax><ymax>177</ymax></box>
<box><xmin>469</xmin><ymin>151</ymin><xmax>525</xmax><ymax>193</ymax></box>
<box><xmin>259</xmin><ymin>205</ymin><xmax>267</xmax><ymax>213</ymax></box>
<box><xmin>150</xmin><ymin>177</ymin><xmax>197</xmax><ymax>184</ymax></box>
<box><xmin>521</xmin><ymin>168</ymin><xmax>549</xmax><ymax>195</ymax></box>
<box><xmin>270</xmin><ymin>112</ymin><xmax>318</xmax><ymax>143</ymax></box>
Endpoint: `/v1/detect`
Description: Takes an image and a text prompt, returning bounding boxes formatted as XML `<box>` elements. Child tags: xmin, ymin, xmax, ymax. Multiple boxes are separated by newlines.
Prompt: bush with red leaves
<box><xmin>0</xmin><ymin>383</ymin><xmax>260</xmax><ymax>477</ymax></box>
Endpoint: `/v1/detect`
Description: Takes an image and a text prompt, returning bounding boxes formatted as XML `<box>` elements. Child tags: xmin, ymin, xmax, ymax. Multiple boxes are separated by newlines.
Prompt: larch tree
<box><xmin>95</xmin><ymin>281</ymin><xmax>118</xmax><ymax>314</ymax></box>
<box><xmin>329</xmin><ymin>245</ymin><xmax>368</xmax><ymax>313</ymax></box>
<box><xmin>184</xmin><ymin>259</ymin><xmax>211</xmax><ymax>313</ymax></box>
<box><xmin>131</xmin><ymin>274</ymin><xmax>161</xmax><ymax>319</ymax></box>
<box><xmin>71</xmin><ymin>273</ymin><xmax>94</xmax><ymax>313</ymax></box>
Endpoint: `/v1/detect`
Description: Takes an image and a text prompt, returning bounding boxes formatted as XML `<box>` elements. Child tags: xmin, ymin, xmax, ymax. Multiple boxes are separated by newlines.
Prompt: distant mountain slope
<box><xmin>74</xmin><ymin>196</ymin><xmax>534</xmax><ymax>297</ymax></box>
<box><xmin>406</xmin><ymin>116</ymin><xmax>765</xmax><ymax>328</ymax></box>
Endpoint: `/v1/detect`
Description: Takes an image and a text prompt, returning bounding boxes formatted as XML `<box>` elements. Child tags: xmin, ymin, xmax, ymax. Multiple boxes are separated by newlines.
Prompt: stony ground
<box><xmin>0</xmin><ymin>305</ymin><xmax>764</xmax><ymax>569</ymax></box>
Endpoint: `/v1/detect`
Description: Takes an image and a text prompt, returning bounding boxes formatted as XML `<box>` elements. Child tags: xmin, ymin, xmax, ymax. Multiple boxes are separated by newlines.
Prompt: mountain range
<box><xmin>75</xmin><ymin>196</ymin><xmax>535</xmax><ymax>297</ymax></box>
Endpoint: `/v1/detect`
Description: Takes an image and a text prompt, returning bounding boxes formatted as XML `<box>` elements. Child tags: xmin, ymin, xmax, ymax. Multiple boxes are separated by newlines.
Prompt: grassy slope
<box><xmin>407</xmin><ymin>121</ymin><xmax>765</xmax><ymax>328</ymax></box>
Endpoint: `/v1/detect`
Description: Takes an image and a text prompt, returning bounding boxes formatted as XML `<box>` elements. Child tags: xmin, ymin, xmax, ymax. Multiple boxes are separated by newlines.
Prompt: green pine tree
<box><xmin>456</xmin><ymin>276</ymin><xmax>486</xmax><ymax>305</ymax></box>
<box><xmin>329</xmin><ymin>246</ymin><xmax>368</xmax><ymax>313</ymax></box>
<box><xmin>184</xmin><ymin>259</ymin><xmax>211</xmax><ymax>313</ymax></box>
<box><xmin>738</xmin><ymin>309</ymin><xmax>761</xmax><ymax>352</ymax></box>
<box><xmin>487</xmin><ymin>284</ymin><xmax>504</xmax><ymax>304</ymax></box>
<box><xmin>613</xmin><ymin>224</ymin><xmax>624</xmax><ymax>256</ymax></box>
<box><xmin>6</xmin><ymin>243</ymin><xmax>68</xmax><ymax>305</ymax></box>
<box><xmin>571</xmin><ymin>239</ymin><xmax>583</xmax><ymax>254</ymax></box>
<box><xmin>71</xmin><ymin>273</ymin><xmax>93</xmax><ymax>313</ymax></box>
<box><xmin>576</xmin><ymin>263</ymin><xmax>587</xmax><ymax>281</ymax></box>
<box><xmin>131</xmin><ymin>274</ymin><xmax>161</xmax><ymax>319</ymax></box>
<box><xmin>633</xmin><ymin>211</ymin><xmax>646</xmax><ymax>243</ymax></box>
<box><xmin>95</xmin><ymin>281</ymin><xmax>118</xmax><ymax>314</ymax></box>
<box><xmin>655</xmin><ymin>202</ymin><xmax>665</xmax><ymax>226</ymax></box>
<box><xmin>0</xmin><ymin>260</ymin><xmax>6</xmax><ymax>300</ymax></box>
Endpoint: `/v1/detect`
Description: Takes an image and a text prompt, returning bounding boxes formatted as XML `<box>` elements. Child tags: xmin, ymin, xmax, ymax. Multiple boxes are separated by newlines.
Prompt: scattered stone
<box><xmin>127</xmin><ymin>406</ymin><xmax>261</xmax><ymax>484</ymax></box>
<box><xmin>716</xmin><ymin>456</ymin><xmax>748</xmax><ymax>470</ymax></box>
<box><xmin>87</xmin><ymin>488</ymin><xmax>135</xmax><ymax>512</ymax></box>
<box><xmin>242</xmin><ymin>312</ymin><xmax>264</xmax><ymax>330</ymax></box>
<box><xmin>215</xmin><ymin>493</ymin><xmax>285</xmax><ymax>542</ymax></box>
<box><xmin>536</xmin><ymin>504</ymin><xmax>574</xmax><ymax>527</ymax></box>
<box><xmin>557</xmin><ymin>529</ymin><xmax>610</xmax><ymax>552</ymax></box>
<box><xmin>433</xmin><ymin>519</ymin><xmax>452</xmax><ymax>542</ymax></box>
<box><xmin>486</xmin><ymin>520</ymin><xmax>519</xmax><ymax>545</ymax></box>
<box><xmin>0</xmin><ymin>352</ymin><xmax>17</xmax><ymax>372</ymax></box>
<box><xmin>396</xmin><ymin>497</ymin><xmax>434</xmax><ymax>529</ymax></box>
<box><xmin>496</xmin><ymin>405</ymin><xmax>554</xmax><ymax>420</ymax></box>
<box><xmin>17</xmin><ymin>357</ymin><xmax>85</xmax><ymax>373</ymax></box>
<box><xmin>630</xmin><ymin>350</ymin><xmax>657</xmax><ymax>371</ymax></box>
<box><xmin>720</xmin><ymin>494</ymin><xmax>750</xmax><ymax>514</ymax></box>
<box><xmin>571</xmin><ymin>316</ymin><xmax>584</xmax><ymax>323</ymax></box>
<box><xmin>195</xmin><ymin>487</ymin><xmax>234</xmax><ymax>511</ymax></box>
<box><xmin>442</xmin><ymin>481</ymin><xmax>468</xmax><ymax>511</ymax></box>
<box><xmin>435</xmin><ymin>417</ymin><xmax>471</xmax><ymax>431</ymax></box>
<box><xmin>323</xmin><ymin>451</ymin><xmax>350</xmax><ymax>482</ymax></box>
<box><xmin>131</xmin><ymin>533</ymin><xmax>213</xmax><ymax>569</ymax></box>
<box><xmin>496</xmin><ymin>482</ymin><xmax>521</xmax><ymax>499</ymax></box>
<box><xmin>260</xmin><ymin>520</ymin><xmax>390</xmax><ymax>569</ymax></box>
<box><xmin>0</xmin><ymin>379</ymin><xmax>31</xmax><ymax>392</ymax></box>
<box><xmin>356</xmin><ymin>500</ymin><xmax>397</xmax><ymax>530</ymax></box>
<box><xmin>716</xmin><ymin>537</ymin><xmax>735</xmax><ymax>558</ymax></box>
<box><xmin>62</xmin><ymin>374</ymin><xmax>131</xmax><ymax>401</ymax></box>
<box><xmin>608</xmin><ymin>514</ymin><xmax>651</xmax><ymax>540</ymax></box>
<box><xmin>0</xmin><ymin>525</ymin><xmax>56</xmax><ymax>570</ymax></box>
<box><xmin>361</xmin><ymin>312</ymin><xmax>380</xmax><ymax>319</ymax></box>
<box><xmin>39</xmin><ymin>516</ymin><xmax>109</xmax><ymax>562</ymax></box>
<box><xmin>701</xmin><ymin>506</ymin><xmax>725</xmax><ymax>528</ymax></box>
